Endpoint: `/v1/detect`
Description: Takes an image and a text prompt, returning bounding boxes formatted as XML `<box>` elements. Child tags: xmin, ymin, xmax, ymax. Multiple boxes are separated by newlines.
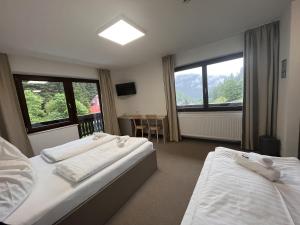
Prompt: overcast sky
<box><xmin>175</xmin><ymin>58</ymin><xmax>243</xmax><ymax>77</ymax></box>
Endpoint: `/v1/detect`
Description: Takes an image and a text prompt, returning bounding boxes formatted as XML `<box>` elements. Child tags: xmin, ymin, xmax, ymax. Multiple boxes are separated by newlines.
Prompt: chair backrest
<box><xmin>145</xmin><ymin>115</ymin><xmax>159</xmax><ymax>127</ymax></box>
<box><xmin>131</xmin><ymin>115</ymin><xmax>146</xmax><ymax>128</ymax></box>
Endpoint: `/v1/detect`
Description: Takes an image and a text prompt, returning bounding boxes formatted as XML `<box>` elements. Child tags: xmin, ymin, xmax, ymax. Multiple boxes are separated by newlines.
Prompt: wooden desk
<box><xmin>118</xmin><ymin>115</ymin><xmax>168</xmax><ymax>143</ymax></box>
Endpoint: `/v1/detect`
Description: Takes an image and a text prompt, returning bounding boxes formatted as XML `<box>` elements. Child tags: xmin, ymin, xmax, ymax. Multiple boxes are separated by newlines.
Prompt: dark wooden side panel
<box><xmin>298</xmin><ymin>123</ymin><xmax>300</xmax><ymax>160</ymax></box>
<box><xmin>56</xmin><ymin>151</ymin><xmax>157</xmax><ymax>225</ymax></box>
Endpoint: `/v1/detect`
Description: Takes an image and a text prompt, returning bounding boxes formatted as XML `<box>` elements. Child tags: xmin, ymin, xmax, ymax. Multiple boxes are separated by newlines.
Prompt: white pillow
<box><xmin>0</xmin><ymin>137</ymin><xmax>35</xmax><ymax>221</ymax></box>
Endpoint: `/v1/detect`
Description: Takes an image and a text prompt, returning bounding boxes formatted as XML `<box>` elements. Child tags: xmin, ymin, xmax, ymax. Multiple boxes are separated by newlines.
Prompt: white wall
<box><xmin>111</xmin><ymin>34</ymin><xmax>244</xmax><ymax>141</ymax></box>
<box><xmin>175</xmin><ymin>34</ymin><xmax>244</xmax><ymax>67</ymax></box>
<box><xmin>111</xmin><ymin>58</ymin><xmax>167</xmax><ymax>116</ymax></box>
<box><xmin>277</xmin><ymin>5</ymin><xmax>291</xmax><ymax>155</ymax></box>
<box><xmin>8</xmin><ymin>55</ymin><xmax>98</xmax><ymax>154</ymax></box>
<box><xmin>280</xmin><ymin>0</ymin><xmax>300</xmax><ymax>157</ymax></box>
<box><xmin>111</xmin><ymin>35</ymin><xmax>244</xmax><ymax>118</ymax></box>
<box><xmin>9</xmin><ymin>54</ymin><xmax>98</xmax><ymax>79</ymax></box>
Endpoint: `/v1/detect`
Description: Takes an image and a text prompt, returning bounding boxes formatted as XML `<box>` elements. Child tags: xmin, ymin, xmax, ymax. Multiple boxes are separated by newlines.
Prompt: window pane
<box><xmin>73</xmin><ymin>82</ymin><xmax>103</xmax><ymax>135</ymax></box>
<box><xmin>207</xmin><ymin>58</ymin><xmax>243</xmax><ymax>105</ymax></box>
<box><xmin>175</xmin><ymin>67</ymin><xmax>203</xmax><ymax>106</ymax></box>
<box><xmin>22</xmin><ymin>80</ymin><xmax>69</xmax><ymax>126</ymax></box>
<box><xmin>72</xmin><ymin>82</ymin><xmax>101</xmax><ymax>116</ymax></box>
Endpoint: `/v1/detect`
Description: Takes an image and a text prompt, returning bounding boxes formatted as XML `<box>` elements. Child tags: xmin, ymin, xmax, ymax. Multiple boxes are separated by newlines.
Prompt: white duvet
<box><xmin>41</xmin><ymin>133</ymin><xmax>117</xmax><ymax>163</ymax></box>
<box><xmin>181</xmin><ymin>147</ymin><xmax>300</xmax><ymax>225</ymax></box>
<box><xmin>0</xmin><ymin>137</ymin><xmax>35</xmax><ymax>222</ymax></box>
<box><xmin>56</xmin><ymin>137</ymin><xmax>148</xmax><ymax>183</ymax></box>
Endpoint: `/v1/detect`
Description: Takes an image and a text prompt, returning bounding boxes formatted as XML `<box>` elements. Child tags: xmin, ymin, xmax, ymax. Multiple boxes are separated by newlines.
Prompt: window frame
<box><xmin>14</xmin><ymin>74</ymin><xmax>104</xmax><ymax>134</ymax></box>
<box><xmin>174</xmin><ymin>52</ymin><xmax>244</xmax><ymax>112</ymax></box>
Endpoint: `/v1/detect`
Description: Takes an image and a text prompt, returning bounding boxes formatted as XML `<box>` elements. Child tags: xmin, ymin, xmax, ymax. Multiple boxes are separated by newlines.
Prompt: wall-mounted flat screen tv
<box><xmin>115</xmin><ymin>82</ymin><xmax>136</xmax><ymax>96</ymax></box>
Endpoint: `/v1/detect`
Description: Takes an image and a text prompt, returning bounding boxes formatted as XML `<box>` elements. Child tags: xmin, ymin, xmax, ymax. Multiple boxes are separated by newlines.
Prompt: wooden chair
<box><xmin>146</xmin><ymin>115</ymin><xmax>162</xmax><ymax>143</ymax></box>
<box><xmin>131</xmin><ymin>116</ymin><xmax>147</xmax><ymax>137</ymax></box>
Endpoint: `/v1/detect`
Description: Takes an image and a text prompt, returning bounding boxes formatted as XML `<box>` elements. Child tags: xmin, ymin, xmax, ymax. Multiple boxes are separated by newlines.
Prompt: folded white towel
<box><xmin>262</xmin><ymin>158</ymin><xmax>274</xmax><ymax>167</ymax></box>
<box><xmin>234</xmin><ymin>153</ymin><xmax>280</xmax><ymax>182</ymax></box>
<box><xmin>92</xmin><ymin>132</ymin><xmax>106</xmax><ymax>140</ymax></box>
<box><xmin>55</xmin><ymin>137</ymin><xmax>148</xmax><ymax>183</ymax></box>
<box><xmin>247</xmin><ymin>152</ymin><xmax>274</xmax><ymax>168</ymax></box>
<box><xmin>116</xmin><ymin>135</ymin><xmax>130</xmax><ymax>142</ymax></box>
<box><xmin>41</xmin><ymin>133</ymin><xmax>116</xmax><ymax>163</ymax></box>
<box><xmin>116</xmin><ymin>135</ymin><xmax>130</xmax><ymax>147</ymax></box>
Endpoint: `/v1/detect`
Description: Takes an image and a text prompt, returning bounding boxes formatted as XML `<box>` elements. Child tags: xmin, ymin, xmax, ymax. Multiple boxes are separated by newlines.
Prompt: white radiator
<box><xmin>178</xmin><ymin>112</ymin><xmax>242</xmax><ymax>141</ymax></box>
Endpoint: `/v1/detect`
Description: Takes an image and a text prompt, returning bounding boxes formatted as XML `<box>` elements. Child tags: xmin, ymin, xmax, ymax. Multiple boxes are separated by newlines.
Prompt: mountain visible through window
<box><xmin>207</xmin><ymin>58</ymin><xmax>243</xmax><ymax>105</ymax></box>
<box><xmin>175</xmin><ymin>67</ymin><xmax>203</xmax><ymax>106</ymax></box>
<box><xmin>174</xmin><ymin>53</ymin><xmax>243</xmax><ymax>111</ymax></box>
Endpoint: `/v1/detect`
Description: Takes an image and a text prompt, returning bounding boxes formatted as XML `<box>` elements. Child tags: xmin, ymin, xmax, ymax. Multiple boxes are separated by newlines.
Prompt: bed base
<box><xmin>54</xmin><ymin>151</ymin><xmax>157</xmax><ymax>225</ymax></box>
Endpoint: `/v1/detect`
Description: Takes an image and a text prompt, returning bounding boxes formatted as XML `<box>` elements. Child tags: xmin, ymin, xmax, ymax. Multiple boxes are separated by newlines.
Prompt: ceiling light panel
<box><xmin>98</xmin><ymin>19</ymin><xmax>145</xmax><ymax>46</ymax></box>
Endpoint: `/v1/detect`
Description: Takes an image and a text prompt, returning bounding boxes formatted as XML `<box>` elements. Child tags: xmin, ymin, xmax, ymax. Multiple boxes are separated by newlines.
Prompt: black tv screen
<box><xmin>116</xmin><ymin>82</ymin><xmax>136</xmax><ymax>96</ymax></box>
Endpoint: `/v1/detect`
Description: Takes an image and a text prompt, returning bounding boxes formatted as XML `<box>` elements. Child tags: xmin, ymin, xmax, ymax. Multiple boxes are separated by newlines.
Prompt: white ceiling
<box><xmin>0</xmin><ymin>0</ymin><xmax>289</xmax><ymax>69</ymax></box>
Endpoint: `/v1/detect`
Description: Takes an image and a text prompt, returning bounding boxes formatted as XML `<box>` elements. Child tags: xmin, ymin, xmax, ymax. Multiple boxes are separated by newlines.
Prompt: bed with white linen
<box><xmin>4</xmin><ymin>139</ymin><xmax>156</xmax><ymax>225</ymax></box>
<box><xmin>181</xmin><ymin>147</ymin><xmax>300</xmax><ymax>225</ymax></box>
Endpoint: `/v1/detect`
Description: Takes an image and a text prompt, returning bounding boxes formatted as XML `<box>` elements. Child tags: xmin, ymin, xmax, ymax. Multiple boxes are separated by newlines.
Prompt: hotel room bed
<box><xmin>181</xmin><ymin>147</ymin><xmax>300</xmax><ymax>225</ymax></box>
<box><xmin>4</xmin><ymin>141</ymin><xmax>157</xmax><ymax>225</ymax></box>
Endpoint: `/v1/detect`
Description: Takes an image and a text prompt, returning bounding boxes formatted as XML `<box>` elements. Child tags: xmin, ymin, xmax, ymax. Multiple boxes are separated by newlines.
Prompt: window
<box><xmin>22</xmin><ymin>80</ymin><xmax>69</xmax><ymax>125</ymax></box>
<box><xmin>14</xmin><ymin>75</ymin><xmax>104</xmax><ymax>135</ymax></box>
<box><xmin>72</xmin><ymin>82</ymin><xmax>101</xmax><ymax>116</ymax></box>
<box><xmin>175</xmin><ymin>67</ymin><xmax>203</xmax><ymax>106</ymax></box>
<box><xmin>207</xmin><ymin>58</ymin><xmax>243</xmax><ymax>106</ymax></box>
<box><xmin>175</xmin><ymin>53</ymin><xmax>243</xmax><ymax>111</ymax></box>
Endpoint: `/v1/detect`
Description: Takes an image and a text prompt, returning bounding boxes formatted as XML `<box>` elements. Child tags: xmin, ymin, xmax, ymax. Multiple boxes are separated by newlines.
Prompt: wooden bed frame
<box><xmin>54</xmin><ymin>151</ymin><xmax>157</xmax><ymax>225</ymax></box>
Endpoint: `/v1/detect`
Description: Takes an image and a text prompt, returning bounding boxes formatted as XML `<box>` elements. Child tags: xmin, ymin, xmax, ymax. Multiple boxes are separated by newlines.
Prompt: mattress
<box><xmin>181</xmin><ymin>147</ymin><xmax>300</xmax><ymax>225</ymax></box>
<box><xmin>4</xmin><ymin>141</ymin><xmax>154</xmax><ymax>225</ymax></box>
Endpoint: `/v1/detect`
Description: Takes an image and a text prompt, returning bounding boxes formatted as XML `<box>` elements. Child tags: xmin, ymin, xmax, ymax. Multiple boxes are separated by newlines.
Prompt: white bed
<box><xmin>181</xmin><ymin>147</ymin><xmax>300</xmax><ymax>225</ymax></box>
<box><xmin>4</xmin><ymin>141</ymin><xmax>154</xmax><ymax>225</ymax></box>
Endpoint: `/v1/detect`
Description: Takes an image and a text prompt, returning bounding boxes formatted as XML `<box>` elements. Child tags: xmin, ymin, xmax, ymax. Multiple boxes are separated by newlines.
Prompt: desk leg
<box><xmin>162</xmin><ymin>119</ymin><xmax>166</xmax><ymax>144</ymax></box>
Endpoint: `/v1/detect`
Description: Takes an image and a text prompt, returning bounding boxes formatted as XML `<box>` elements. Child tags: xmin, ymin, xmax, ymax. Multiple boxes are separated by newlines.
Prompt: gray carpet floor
<box><xmin>105</xmin><ymin>138</ymin><xmax>239</xmax><ymax>225</ymax></box>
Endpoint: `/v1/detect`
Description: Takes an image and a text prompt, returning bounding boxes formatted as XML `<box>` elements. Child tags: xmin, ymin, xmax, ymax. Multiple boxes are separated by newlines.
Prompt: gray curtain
<box><xmin>98</xmin><ymin>69</ymin><xmax>120</xmax><ymax>135</ymax></box>
<box><xmin>242</xmin><ymin>21</ymin><xmax>279</xmax><ymax>150</ymax></box>
<box><xmin>162</xmin><ymin>55</ymin><xmax>181</xmax><ymax>142</ymax></box>
<box><xmin>0</xmin><ymin>53</ymin><xmax>33</xmax><ymax>157</ymax></box>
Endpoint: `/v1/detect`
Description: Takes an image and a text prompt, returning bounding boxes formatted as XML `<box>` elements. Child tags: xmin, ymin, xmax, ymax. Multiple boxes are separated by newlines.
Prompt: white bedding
<box><xmin>0</xmin><ymin>137</ymin><xmax>35</xmax><ymax>222</ymax></box>
<box><xmin>4</xmin><ymin>141</ymin><xmax>154</xmax><ymax>225</ymax></box>
<box><xmin>56</xmin><ymin>137</ymin><xmax>148</xmax><ymax>183</ymax></box>
<box><xmin>41</xmin><ymin>133</ymin><xmax>117</xmax><ymax>163</ymax></box>
<box><xmin>181</xmin><ymin>147</ymin><xmax>300</xmax><ymax>225</ymax></box>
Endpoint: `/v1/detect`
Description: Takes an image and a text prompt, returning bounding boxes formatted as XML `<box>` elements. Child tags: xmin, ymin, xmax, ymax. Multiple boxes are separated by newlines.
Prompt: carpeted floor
<box><xmin>105</xmin><ymin>138</ymin><xmax>240</xmax><ymax>225</ymax></box>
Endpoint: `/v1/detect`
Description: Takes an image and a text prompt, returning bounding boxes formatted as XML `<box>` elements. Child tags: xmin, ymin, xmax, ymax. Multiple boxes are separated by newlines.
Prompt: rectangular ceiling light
<box><xmin>98</xmin><ymin>19</ymin><xmax>145</xmax><ymax>46</ymax></box>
